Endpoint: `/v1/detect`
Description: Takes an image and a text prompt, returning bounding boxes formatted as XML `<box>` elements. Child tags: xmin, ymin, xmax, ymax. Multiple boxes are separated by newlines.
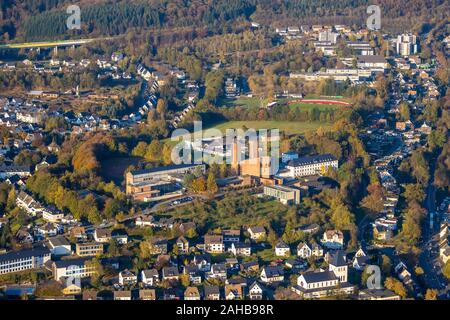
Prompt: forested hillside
<box><xmin>0</xmin><ymin>0</ymin><xmax>448</xmax><ymax>42</ymax></box>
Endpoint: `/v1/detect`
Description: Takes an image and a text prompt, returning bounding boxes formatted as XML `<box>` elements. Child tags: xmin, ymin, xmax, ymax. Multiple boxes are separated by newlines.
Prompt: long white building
<box><xmin>0</xmin><ymin>244</ymin><xmax>51</xmax><ymax>275</ymax></box>
<box><xmin>286</xmin><ymin>154</ymin><xmax>338</xmax><ymax>177</ymax></box>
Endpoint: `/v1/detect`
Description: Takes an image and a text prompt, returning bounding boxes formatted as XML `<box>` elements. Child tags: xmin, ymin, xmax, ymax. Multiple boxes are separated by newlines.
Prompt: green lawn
<box><xmin>211</xmin><ymin>120</ymin><xmax>332</xmax><ymax>135</ymax></box>
<box><xmin>219</xmin><ymin>97</ymin><xmax>267</xmax><ymax>109</ymax></box>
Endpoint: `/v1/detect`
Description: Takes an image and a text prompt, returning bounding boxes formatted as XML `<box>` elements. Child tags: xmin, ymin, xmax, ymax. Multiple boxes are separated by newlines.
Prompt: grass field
<box><xmin>287</xmin><ymin>102</ymin><xmax>341</xmax><ymax>111</ymax></box>
<box><xmin>219</xmin><ymin>96</ymin><xmax>267</xmax><ymax>109</ymax></box>
<box><xmin>210</xmin><ymin>120</ymin><xmax>331</xmax><ymax>135</ymax></box>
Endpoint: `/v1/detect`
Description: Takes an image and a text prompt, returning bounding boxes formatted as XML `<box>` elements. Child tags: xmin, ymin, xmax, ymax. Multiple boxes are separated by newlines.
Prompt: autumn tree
<box><xmin>425</xmin><ymin>289</ymin><xmax>438</xmax><ymax>300</ymax></box>
<box><xmin>384</xmin><ymin>277</ymin><xmax>407</xmax><ymax>298</ymax></box>
<box><xmin>207</xmin><ymin>171</ymin><xmax>218</xmax><ymax>195</ymax></box>
<box><xmin>360</xmin><ymin>183</ymin><xmax>385</xmax><ymax>216</ymax></box>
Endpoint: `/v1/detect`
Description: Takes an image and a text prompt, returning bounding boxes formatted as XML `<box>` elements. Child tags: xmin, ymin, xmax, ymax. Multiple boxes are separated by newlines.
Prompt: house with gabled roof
<box><xmin>141</xmin><ymin>269</ymin><xmax>159</xmax><ymax>287</ymax></box>
<box><xmin>139</xmin><ymin>289</ymin><xmax>156</xmax><ymax>300</ymax></box>
<box><xmin>247</xmin><ymin>226</ymin><xmax>266</xmax><ymax>240</ymax></box>
<box><xmin>225</xmin><ymin>284</ymin><xmax>244</xmax><ymax>300</ymax></box>
<box><xmin>249</xmin><ymin>281</ymin><xmax>264</xmax><ymax>300</ymax></box>
<box><xmin>204</xmin><ymin>285</ymin><xmax>220</xmax><ymax>300</ymax></box>
<box><xmin>275</xmin><ymin>241</ymin><xmax>290</xmax><ymax>257</ymax></box>
<box><xmin>260</xmin><ymin>265</ymin><xmax>284</xmax><ymax>283</ymax></box>
<box><xmin>184</xmin><ymin>286</ymin><xmax>201</xmax><ymax>300</ymax></box>
<box><xmin>321</xmin><ymin>230</ymin><xmax>344</xmax><ymax>249</ymax></box>
<box><xmin>297</xmin><ymin>242</ymin><xmax>312</xmax><ymax>258</ymax></box>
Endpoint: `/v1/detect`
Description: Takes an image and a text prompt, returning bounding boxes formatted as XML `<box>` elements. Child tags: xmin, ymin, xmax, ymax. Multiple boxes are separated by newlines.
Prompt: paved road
<box><xmin>419</xmin><ymin>167</ymin><xmax>449</xmax><ymax>297</ymax></box>
<box><xmin>0</xmin><ymin>37</ymin><xmax>113</xmax><ymax>49</ymax></box>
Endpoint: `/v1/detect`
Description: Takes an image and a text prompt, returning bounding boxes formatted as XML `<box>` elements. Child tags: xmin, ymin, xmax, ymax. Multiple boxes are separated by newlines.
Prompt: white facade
<box><xmin>287</xmin><ymin>154</ymin><xmax>338</xmax><ymax>177</ymax></box>
<box><xmin>0</xmin><ymin>246</ymin><xmax>51</xmax><ymax>275</ymax></box>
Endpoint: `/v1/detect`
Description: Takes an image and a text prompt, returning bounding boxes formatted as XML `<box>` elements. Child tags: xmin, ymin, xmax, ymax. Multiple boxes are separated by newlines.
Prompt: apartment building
<box><xmin>395</xmin><ymin>34</ymin><xmax>418</xmax><ymax>56</ymax></box>
<box><xmin>0</xmin><ymin>245</ymin><xmax>51</xmax><ymax>275</ymax></box>
<box><xmin>286</xmin><ymin>154</ymin><xmax>338</xmax><ymax>177</ymax></box>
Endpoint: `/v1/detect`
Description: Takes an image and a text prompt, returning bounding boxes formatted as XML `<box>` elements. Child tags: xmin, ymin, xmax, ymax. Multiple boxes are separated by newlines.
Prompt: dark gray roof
<box><xmin>53</xmin><ymin>257</ymin><xmax>91</xmax><ymax>268</ymax></box>
<box><xmin>262</xmin><ymin>265</ymin><xmax>284</xmax><ymax>277</ymax></box>
<box><xmin>0</xmin><ymin>244</ymin><xmax>50</xmax><ymax>263</ymax></box>
<box><xmin>302</xmin><ymin>270</ymin><xmax>337</xmax><ymax>283</ymax></box>
<box><xmin>204</xmin><ymin>285</ymin><xmax>220</xmax><ymax>296</ymax></box>
<box><xmin>287</xmin><ymin>154</ymin><xmax>337</xmax><ymax>167</ymax></box>
<box><xmin>48</xmin><ymin>236</ymin><xmax>70</xmax><ymax>247</ymax></box>
<box><xmin>329</xmin><ymin>250</ymin><xmax>347</xmax><ymax>267</ymax></box>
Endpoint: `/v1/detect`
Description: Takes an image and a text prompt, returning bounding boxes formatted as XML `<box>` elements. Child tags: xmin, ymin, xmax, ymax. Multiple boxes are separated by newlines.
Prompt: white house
<box><xmin>297</xmin><ymin>242</ymin><xmax>312</xmax><ymax>258</ymax></box>
<box><xmin>260</xmin><ymin>266</ymin><xmax>284</xmax><ymax>283</ymax></box>
<box><xmin>275</xmin><ymin>241</ymin><xmax>291</xmax><ymax>257</ymax></box>
<box><xmin>141</xmin><ymin>269</ymin><xmax>159</xmax><ymax>287</ymax></box>
<box><xmin>119</xmin><ymin>269</ymin><xmax>137</xmax><ymax>286</ymax></box>
<box><xmin>229</xmin><ymin>242</ymin><xmax>251</xmax><ymax>256</ymax></box>
<box><xmin>249</xmin><ymin>281</ymin><xmax>264</xmax><ymax>300</ymax></box>
<box><xmin>321</xmin><ymin>230</ymin><xmax>344</xmax><ymax>249</ymax></box>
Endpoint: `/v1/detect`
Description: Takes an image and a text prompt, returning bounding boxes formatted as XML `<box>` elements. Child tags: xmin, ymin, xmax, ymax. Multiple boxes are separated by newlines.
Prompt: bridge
<box><xmin>0</xmin><ymin>37</ymin><xmax>112</xmax><ymax>50</ymax></box>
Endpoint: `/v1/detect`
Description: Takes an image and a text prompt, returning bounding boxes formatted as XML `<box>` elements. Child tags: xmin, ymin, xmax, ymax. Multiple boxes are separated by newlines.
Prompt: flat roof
<box><xmin>130</xmin><ymin>163</ymin><xmax>204</xmax><ymax>176</ymax></box>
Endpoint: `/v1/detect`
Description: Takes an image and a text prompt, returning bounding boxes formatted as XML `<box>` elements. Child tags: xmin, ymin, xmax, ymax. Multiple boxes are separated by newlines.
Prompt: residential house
<box><xmin>229</xmin><ymin>242</ymin><xmax>251</xmax><ymax>256</ymax></box>
<box><xmin>321</xmin><ymin>230</ymin><xmax>344</xmax><ymax>249</ymax></box>
<box><xmin>204</xmin><ymin>285</ymin><xmax>221</xmax><ymax>300</ymax></box>
<box><xmin>183</xmin><ymin>264</ymin><xmax>202</xmax><ymax>285</ymax></box>
<box><xmin>139</xmin><ymin>289</ymin><xmax>156</xmax><ymax>300</ymax></box>
<box><xmin>225</xmin><ymin>284</ymin><xmax>244</xmax><ymax>300</ymax></box>
<box><xmin>93</xmin><ymin>228</ymin><xmax>112</xmax><ymax>243</ymax></box>
<box><xmin>260</xmin><ymin>266</ymin><xmax>284</xmax><ymax>284</ymax></box>
<box><xmin>193</xmin><ymin>254</ymin><xmax>211</xmax><ymax>272</ymax></box>
<box><xmin>62</xmin><ymin>281</ymin><xmax>82</xmax><ymax>295</ymax></box>
<box><xmin>119</xmin><ymin>269</ymin><xmax>137</xmax><ymax>286</ymax></box>
<box><xmin>275</xmin><ymin>241</ymin><xmax>291</xmax><ymax>257</ymax></box>
<box><xmin>222</xmin><ymin>229</ymin><xmax>241</xmax><ymax>243</ymax></box>
<box><xmin>162</xmin><ymin>266</ymin><xmax>180</xmax><ymax>281</ymax></box>
<box><xmin>69</xmin><ymin>226</ymin><xmax>87</xmax><ymax>242</ymax></box>
<box><xmin>176</xmin><ymin>236</ymin><xmax>189</xmax><ymax>254</ymax></box>
<box><xmin>207</xmin><ymin>263</ymin><xmax>227</xmax><ymax>281</ymax></box>
<box><xmin>248</xmin><ymin>281</ymin><xmax>264</xmax><ymax>300</ymax></box>
<box><xmin>240</xmin><ymin>261</ymin><xmax>260</xmax><ymax>274</ymax></box>
<box><xmin>184</xmin><ymin>286</ymin><xmax>201</xmax><ymax>300</ymax></box>
<box><xmin>141</xmin><ymin>269</ymin><xmax>159</xmax><ymax>287</ymax></box>
<box><xmin>297</xmin><ymin>242</ymin><xmax>312</xmax><ymax>258</ymax></box>
<box><xmin>114</xmin><ymin>291</ymin><xmax>132</xmax><ymax>301</ymax></box>
<box><xmin>204</xmin><ymin>235</ymin><xmax>224</xmax><ymax>253</ymax></box>
<box><xmin>247</xmin><ymin>226</ymin><xmax>266</xmax><ymax>241</ymax></box>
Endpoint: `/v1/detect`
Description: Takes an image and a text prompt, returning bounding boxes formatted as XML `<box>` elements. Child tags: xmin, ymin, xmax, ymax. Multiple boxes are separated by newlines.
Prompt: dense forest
<box><xmin>1</xmin><ymin>0</ymin><xmax>449</xmax><ymax>42</ymax></box>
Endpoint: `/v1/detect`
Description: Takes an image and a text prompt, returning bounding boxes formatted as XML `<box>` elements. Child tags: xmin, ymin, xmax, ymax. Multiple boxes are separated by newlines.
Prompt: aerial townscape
<box><xmin>0</xmin><ymin>0</ymin><xmax>448</xmax><ymax>303</ymax></box>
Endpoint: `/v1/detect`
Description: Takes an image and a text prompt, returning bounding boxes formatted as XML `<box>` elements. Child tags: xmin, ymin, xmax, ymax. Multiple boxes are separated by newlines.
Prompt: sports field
<box><xmin>211</xmin><ymin>120</ymin><xmax>331</xmax><ymax>135</ymax></box>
